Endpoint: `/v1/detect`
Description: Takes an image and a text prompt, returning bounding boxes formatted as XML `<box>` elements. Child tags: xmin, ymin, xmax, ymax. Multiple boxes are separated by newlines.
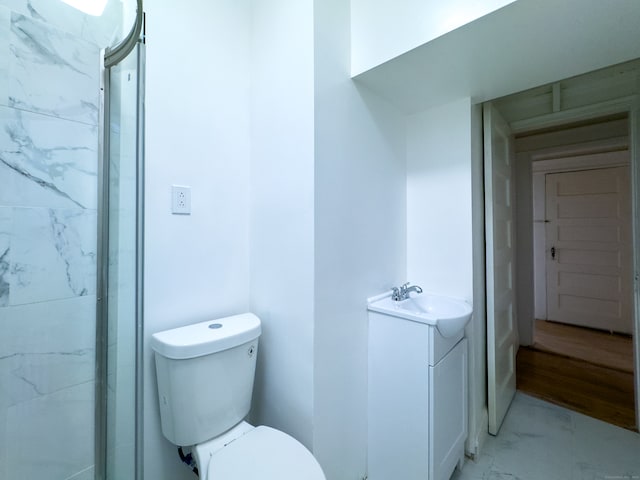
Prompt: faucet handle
<box><xmin>391</xmin><ymin>287</ymin><xmax>401</xmax><ymax>301</ymax></box>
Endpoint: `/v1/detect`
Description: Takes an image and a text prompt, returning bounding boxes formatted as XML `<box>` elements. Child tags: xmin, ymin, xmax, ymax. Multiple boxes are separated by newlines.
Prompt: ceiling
<box><xmin>352</xmin><ymin>0</ymin><xmax>640</xmax><ymax>114</ymax></box>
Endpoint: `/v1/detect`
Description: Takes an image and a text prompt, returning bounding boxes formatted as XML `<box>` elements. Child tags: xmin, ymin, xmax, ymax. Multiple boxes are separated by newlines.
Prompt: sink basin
<box><xmin>367</xmin><ymin>292</ymin><xmax>472</xmax><ymax>338</ymax></box>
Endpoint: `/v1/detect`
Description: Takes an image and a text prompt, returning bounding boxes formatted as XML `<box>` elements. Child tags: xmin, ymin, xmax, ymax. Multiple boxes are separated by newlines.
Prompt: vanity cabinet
<box><xmin>367</xmin><ymin>310</ymin><xmax>468</xmax><ymax>480</ymax></box>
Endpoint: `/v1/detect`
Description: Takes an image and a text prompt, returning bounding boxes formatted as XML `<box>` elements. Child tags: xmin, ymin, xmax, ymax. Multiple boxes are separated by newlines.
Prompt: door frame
<box><xmin>484</xmin><ymin>96</ymin><xmax>640</xmax><ymax>431</ymax></box>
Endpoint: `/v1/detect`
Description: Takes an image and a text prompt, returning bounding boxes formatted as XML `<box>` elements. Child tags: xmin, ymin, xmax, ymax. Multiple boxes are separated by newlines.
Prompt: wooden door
<box><xmin>546</xmin><ymin>166</ymin><xmax>632</xmax><ymax>334</ymax></box>
<box><xmin>484</xmin><ymin>103</ymin><xmax>518</xmax><ymax>435</ymax></box>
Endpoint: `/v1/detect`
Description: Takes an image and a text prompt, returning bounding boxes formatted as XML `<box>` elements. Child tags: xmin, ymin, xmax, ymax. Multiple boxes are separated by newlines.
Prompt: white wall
<box><xmin>248</xmin><ymin>0</ymin><xmax>316</xmax><ymax>450</ymax></box>
<box><xmin>313</xmin><ymin>1</ymin><xmax>407</xmax><ymax>479</ymax></box>
<box><xmin>143</xmin><ymin>1</ymin><xmax>252</xmax><ymax>478</ymax></box>
<box><xmin>407</xmin><ymin>98</ymin><xmax>473</xmax><ymax>299</ymax></box>
<box><xmin>514</xmin><ymin>150</ymin><xmax>535</xmax><ymax>346</ymax></box>
<box><xmin>144</xmin><ymin>4</ymin><xmax>406</xmax><ymax>480</ymax></box>
<box><xmin>350</xmin><ymin>0</ymin><xmax>516</xmax><ymax>75</ymax></box>
<box><xmin>406</xmin><ymin>98</ymin><xmax>487</xmax><ymax>455</ymax></box>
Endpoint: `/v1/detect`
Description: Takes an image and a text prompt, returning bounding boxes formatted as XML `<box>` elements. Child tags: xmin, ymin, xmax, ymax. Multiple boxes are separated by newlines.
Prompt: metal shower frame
<box><xmin>96</xmin><ymin>1</ymin><xmax>145</xmax><ymax>478</ymax></box>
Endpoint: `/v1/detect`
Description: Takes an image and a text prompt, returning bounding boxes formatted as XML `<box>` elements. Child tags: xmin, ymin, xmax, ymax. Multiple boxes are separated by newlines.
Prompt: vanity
<box><xmin>367</xmin><ymin>291</ymin><xmax>471</xmax><ymax>480</ymax></box>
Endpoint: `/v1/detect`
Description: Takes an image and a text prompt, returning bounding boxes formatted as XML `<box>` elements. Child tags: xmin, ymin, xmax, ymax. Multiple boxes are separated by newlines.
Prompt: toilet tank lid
<box><xmin>151</xmin><ymin>313</ymin><xmax>261</xmax><ymax>359</ymax></box>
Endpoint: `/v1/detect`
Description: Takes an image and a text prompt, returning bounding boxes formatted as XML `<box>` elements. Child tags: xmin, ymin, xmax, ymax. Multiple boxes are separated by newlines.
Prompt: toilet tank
<box><xmin>150</xmin><ymin>313</ymin><xmax>261</xmax><ymax>446</ymax></box>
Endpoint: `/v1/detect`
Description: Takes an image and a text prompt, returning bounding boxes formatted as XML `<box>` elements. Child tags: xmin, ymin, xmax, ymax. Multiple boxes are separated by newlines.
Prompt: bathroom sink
<box><xmin>367</xmin><ymin>292</ymin><xmax>472</xmax><ymax>338</ymax></box>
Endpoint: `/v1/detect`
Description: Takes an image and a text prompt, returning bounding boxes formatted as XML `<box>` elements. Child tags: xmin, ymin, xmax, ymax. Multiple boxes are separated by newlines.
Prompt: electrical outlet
<box><xmin>172</xmin><ymin>185</ymin><xmax>191</xmax><ymax>215</ymax></box>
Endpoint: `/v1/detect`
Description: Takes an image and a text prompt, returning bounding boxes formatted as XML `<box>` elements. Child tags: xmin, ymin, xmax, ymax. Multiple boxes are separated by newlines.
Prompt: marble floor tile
<box><xmin>571</xmin><ymin>412</ymin><xmax>640</xmax><ymax>480</ymax></box>
<box><xmin>453</xmin><ymin>393</ymin><xmax>640</xmax><ymax>480</ymax></box>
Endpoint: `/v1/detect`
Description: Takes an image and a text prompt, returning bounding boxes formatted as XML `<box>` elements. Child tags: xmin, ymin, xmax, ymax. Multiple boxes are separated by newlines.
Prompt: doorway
<box><xmin>510</xmin><ymin>118</ymin><xmax>636</xmax><ymax>430</ymax></box>
<box><xmin>484</xmin><ymin>104</ymin><xmax>639</xmax><ymax>434</ymax></box>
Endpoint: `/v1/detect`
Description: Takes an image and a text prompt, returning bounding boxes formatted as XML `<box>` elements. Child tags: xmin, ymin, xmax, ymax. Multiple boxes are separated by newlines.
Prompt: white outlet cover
<box><xmin>172</xmin><ymin>185</ymin><xmax>191</xmax><ymax>215</ymax></box>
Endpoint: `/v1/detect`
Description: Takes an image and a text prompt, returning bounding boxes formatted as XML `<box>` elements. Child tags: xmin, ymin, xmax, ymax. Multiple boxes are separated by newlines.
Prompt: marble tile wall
<box><xmin>0</xmin><ymin>2</ymin><xmax>104</xmax><ymax>478</ymax></box>
<box><xmin>0</xmin><ymin>0</ymin><xmax>122</xmax><ymax>49</ymax></box>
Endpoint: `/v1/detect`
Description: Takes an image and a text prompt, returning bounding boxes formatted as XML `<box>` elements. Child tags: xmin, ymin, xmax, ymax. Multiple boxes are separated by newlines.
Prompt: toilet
<box><xmin>151</xmin><ymin>313</ymin><xmax>325</xmax><ymax>480</ymax></box>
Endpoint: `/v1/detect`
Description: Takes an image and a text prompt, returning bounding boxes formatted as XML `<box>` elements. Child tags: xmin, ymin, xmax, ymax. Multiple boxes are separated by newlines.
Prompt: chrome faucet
<box><xmin>391</xmin><ymin>282</ymin><xmax>423</xmax><ymax>301</ymax></box>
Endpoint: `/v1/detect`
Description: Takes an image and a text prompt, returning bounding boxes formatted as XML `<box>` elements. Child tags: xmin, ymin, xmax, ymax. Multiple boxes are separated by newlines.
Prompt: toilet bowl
<box><xmin>151</xmin><ymin>313</ymin><xmax>325</xmax><ymax>480</ymax></box>
<box><xmin>193</xmin><ymin>422</ymin><xmax>324</xmax><ymax>480</ymax></box>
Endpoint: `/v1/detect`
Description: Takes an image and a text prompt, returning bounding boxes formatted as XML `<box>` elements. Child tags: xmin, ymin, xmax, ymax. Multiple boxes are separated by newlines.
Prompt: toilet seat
<box><xmin>207</xmin><ymin>426</ymin><xmax>325</xmax><ymax>480</ymax></box>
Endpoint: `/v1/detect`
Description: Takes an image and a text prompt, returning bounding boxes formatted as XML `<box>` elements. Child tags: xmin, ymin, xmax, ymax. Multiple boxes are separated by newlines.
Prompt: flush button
<box><xmin>208</xmin><ymin>323</ymin><xmax>222</xmax><ymax>329</ymax></box>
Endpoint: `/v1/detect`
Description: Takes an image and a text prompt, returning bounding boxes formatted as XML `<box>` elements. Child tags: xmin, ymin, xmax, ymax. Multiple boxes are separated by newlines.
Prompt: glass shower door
<box><xmin>99</xmin><ymin>41</ymin><xmax>144</xmax><ymax>480</ymax></box>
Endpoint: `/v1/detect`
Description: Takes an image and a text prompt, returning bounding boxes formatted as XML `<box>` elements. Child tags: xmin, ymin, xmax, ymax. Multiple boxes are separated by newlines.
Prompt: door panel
<box><xmin>546</xmin><ymin>166</ymin><xmax>632</xmax><ymax>334</ymax></box>
<box><xmin>484</xmin><ymin>103</ymin><xmax>518</xmax><ymax>435</ymax></box>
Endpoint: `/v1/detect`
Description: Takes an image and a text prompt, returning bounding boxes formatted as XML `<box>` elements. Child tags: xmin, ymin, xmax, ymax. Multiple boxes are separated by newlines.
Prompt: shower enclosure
<box><xmin>0</xmin><ymin>1</ymin><xmax>144</xmax><ymax>478</ymax></box>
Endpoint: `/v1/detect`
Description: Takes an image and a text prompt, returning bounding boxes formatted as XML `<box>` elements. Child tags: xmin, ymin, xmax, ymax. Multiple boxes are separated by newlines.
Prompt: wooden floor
<box><xmin>516</xmin><ymin>320</ymin><xmax>636</xmax><ymax>431</ymax></box>
<box><xmin>533</xmin><ymin>319</ymin><xmax>634</xmax><ymax>372</ymax></box>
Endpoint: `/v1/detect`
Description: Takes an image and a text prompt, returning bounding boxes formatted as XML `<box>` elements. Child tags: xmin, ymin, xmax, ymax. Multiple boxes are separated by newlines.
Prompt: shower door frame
<box><xmin>96</xmin><ymin>37</ymin><xmax>146</xmax><ymax>480</ymax></box>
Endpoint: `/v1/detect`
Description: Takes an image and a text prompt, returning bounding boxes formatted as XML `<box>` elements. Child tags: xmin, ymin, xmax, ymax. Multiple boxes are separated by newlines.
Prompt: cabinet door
<box><xmin>429</xmin><ymin>339</ymin><xmax>468</xmax><ymax>480</ymax></box>
<box><xmin>368</xmin><ymin>312</ymin><xmax>430</xmax><ymax>480</ymax></box>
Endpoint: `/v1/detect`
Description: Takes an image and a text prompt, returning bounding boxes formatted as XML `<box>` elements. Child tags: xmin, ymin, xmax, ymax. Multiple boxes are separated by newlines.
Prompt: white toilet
<box><xmin>151</xmin><ymin>313</ymin><xmax>325</xmax><ymax>480</ymax></box>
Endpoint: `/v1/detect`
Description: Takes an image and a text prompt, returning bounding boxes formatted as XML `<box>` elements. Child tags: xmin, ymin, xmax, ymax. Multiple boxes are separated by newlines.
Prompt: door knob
<box><xmin>551</xmin><ymin>246</ymin><xmax>556</xmax><ymax>260</ymax></box>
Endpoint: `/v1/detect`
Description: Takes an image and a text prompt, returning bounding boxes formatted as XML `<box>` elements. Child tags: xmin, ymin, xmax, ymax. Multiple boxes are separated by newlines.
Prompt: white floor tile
<box><xmin>453</xmin><ymin>393</ymin><xmax>640</xmax><ymax>480</ymax></box>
